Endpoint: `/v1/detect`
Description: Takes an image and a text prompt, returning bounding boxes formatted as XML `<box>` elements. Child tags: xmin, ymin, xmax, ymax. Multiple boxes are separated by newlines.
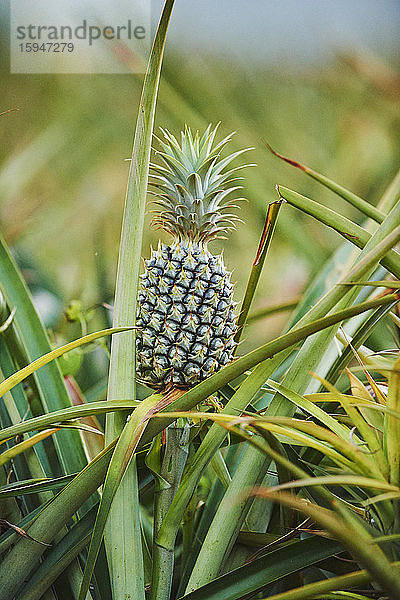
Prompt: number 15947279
<box><xmin>19</xmin><ymin>42</ymin><xmax>74</xmax><ymax>52</ymax></box>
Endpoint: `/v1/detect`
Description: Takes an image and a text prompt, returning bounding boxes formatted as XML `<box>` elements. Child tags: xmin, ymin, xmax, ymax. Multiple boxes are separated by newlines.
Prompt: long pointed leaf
<box><xmin>277</xmin><ymin>186</ymin><xmax>400</xmax><ymax>278</ymax></box>
<box><xmin>178</xmin><ymin>536</ymin><xmax>343</xmax><ymax>600</ymax></box>
<box><xmin>0</xmin><ymin>400</ymin><xmax>138</xmax><ymax>443</ymax></box>
<box><xmin>0</xmin><ymin>327</ymin><xmax>133</xmax><ymax>399</ymax></box>
<box><xmin>0</xmin><ymin>234</ymin><xmax>87</xmax><ymax>475</ymax></box>
<box><xmin>235</xmin><ymin>200</ymin><xmax>283</xmax><ymax>343</ymax></box>
<box><xmin>266</xmin><ymin>142</ymin><xmax>384</xmax><ymax>222</ymax></box>
<box><xmin>104</xmin><ymin>1</ymin><xmax>175</xmax><ymax>597</ymax></box>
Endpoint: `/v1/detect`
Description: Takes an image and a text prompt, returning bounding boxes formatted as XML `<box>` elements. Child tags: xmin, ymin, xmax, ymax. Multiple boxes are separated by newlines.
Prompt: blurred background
<box><xmin>1</xmin><ymin>0</ymin><xmax>399</xmax><ymax>371</ymax></box>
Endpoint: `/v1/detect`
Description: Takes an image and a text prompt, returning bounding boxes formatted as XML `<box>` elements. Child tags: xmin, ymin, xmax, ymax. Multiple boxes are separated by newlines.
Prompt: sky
<box><xmin>1</xmin><ymin>1</ymin><xmax>399</xmax><ymax>71</ymax></box>
<box><xmin>150</xmin><ymin>0</ymin><xmax>400</xmax><ymax>66</ymax></box>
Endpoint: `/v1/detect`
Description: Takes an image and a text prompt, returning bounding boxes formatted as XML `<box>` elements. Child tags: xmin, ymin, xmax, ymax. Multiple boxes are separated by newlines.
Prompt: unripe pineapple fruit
<box><xmin>136</xmin><ymin>124</ymin><xmax>250</xmax><ymax>390</ymax></box>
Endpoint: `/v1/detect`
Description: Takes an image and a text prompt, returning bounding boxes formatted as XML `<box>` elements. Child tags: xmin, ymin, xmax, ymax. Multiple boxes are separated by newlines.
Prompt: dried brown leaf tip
<box><xmin>0</xmin><ymin>519</ymin><xmax>51</xmax><ymax>546</ymax></box>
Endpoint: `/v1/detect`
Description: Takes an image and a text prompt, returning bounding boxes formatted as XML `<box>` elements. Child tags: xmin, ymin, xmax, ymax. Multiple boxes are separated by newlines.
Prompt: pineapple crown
<box><xmin>149</xmin><ymin>123</ymin><xmax>252</xmax><ymax>245</ymax></box>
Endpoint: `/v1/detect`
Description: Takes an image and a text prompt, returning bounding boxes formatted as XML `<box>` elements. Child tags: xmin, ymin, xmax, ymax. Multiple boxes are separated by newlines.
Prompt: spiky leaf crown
<box><xmin>149</xmin><ymin>124</ymin><xmax>251</xmax><ymax>245</ymax></box>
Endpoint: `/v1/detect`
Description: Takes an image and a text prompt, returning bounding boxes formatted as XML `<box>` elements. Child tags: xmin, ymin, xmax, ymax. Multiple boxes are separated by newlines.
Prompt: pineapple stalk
<box><xmin>151</xmin><ymin>422</ymin><xmax>190</xmax><ymax>600</ymax></box>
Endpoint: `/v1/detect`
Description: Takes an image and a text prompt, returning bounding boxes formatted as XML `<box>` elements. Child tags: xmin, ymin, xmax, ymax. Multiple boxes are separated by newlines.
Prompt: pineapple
<box><xmin>136</xmin><ymin>124</ymin><xmax>249</xmax><ymax>390</ymax></box>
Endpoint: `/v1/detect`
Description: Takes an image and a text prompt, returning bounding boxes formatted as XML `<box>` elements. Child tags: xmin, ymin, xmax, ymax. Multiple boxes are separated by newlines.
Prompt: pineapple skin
<box><xmin>136</xmin><ymin>241</ymin><xmax>237</xmax><ymax>390</ymax></box>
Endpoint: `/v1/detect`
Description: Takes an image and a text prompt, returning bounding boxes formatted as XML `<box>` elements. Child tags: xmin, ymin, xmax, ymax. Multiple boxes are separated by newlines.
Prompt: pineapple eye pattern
<box><xmin>137</xmin><ymin>242</ymin><xmax>237</xmax><ymax>389</ymax></box>
<box><xmin>136</xmin><ymin>124</ymin><xmax>250</xmax><ymax>390</ymax></box>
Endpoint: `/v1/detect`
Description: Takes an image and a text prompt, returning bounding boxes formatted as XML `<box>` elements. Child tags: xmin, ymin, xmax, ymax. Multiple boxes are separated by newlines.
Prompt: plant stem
<box><xmin>151</xmin><ymin>423</ymin><xmax>189</xmax><ymax>600</ymax></box>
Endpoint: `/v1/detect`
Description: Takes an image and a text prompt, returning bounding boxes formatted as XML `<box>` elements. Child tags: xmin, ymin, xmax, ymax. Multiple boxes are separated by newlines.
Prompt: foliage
<box><xmin>1</xmin><ymin>2</ymin><xmax>400</xmax><ymax>599</ymax></box>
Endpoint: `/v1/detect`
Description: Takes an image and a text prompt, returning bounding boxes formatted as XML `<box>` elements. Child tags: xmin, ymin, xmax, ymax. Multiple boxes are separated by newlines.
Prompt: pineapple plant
<box><xmin>136</xmin><ymin>124</ymin><xmax>249</xmax><ymax>390</ymax></box>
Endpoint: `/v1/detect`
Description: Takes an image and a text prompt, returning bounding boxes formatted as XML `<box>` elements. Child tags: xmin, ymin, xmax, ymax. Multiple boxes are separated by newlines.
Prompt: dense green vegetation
<box><xmin>1</xmin><ymin>2</ymin><xmax>400</xmax><ymax>598</ymax></box>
